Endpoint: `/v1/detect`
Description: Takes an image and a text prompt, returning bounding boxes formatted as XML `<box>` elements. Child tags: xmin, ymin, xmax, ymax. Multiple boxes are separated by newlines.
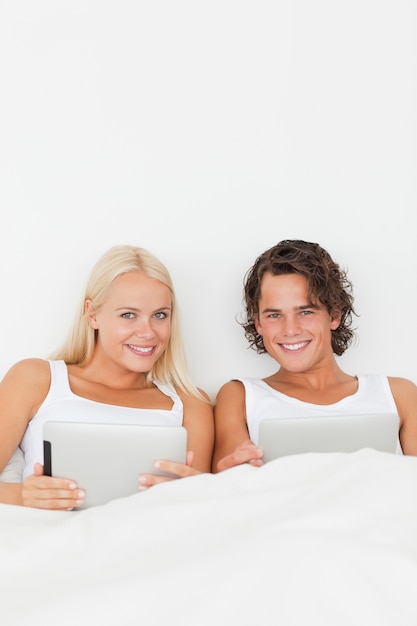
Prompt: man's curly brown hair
<box><xmin>241</xmin><ymin>240</ymin><xmax>357</xmax><ymax>356</ymax></box>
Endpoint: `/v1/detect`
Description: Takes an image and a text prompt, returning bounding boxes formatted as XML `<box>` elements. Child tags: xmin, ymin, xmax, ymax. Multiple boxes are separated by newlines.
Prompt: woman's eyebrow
<box><xmin>115</xmin><ymin>306</ymin><xmax>172</xmax><ymax>312</ymax></box>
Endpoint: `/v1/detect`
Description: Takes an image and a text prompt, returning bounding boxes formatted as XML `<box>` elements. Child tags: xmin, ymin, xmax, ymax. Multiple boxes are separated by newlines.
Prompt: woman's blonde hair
<box><xmin>51</xmin><ymin>245</ymin><xmax>202</xmax><ymax>398</ymax></box>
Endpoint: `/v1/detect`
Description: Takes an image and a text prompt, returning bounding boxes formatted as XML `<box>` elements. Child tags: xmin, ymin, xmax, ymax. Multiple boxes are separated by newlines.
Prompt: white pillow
<box><xmin>0</xmin><ymin>447</ymin><xmax>24</xmax><ymax>483</ymax></box>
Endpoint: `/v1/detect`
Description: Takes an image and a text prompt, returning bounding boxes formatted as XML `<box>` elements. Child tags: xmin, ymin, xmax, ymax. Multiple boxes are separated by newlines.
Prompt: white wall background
<box><xmin>0</xmin><ymin>1</ymin><xmax>415</xmax><ymax>400</ymax></box>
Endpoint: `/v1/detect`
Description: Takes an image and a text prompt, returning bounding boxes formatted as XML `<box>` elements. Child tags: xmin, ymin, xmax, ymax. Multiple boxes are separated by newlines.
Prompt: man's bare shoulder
<box><xmin>388</xmin><ymin>376</ymin><xmax>417</xmax><ymax>411</ymax></box>
<box><xmin>215</xmin><ymin>379</ymin><xmax>246</xmax><ymax>401</ymax></box>
<box><xmin>388</xmin><ymin>376</ymin><xmax>417</xmax><ymax>393</ymax></box>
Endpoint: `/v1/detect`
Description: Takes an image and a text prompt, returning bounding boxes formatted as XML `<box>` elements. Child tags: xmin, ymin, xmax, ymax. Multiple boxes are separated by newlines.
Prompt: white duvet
<box><xmin>1</xmin><ymin>449</ymin><xmax>417</xmax><ymax>626</ymax></box>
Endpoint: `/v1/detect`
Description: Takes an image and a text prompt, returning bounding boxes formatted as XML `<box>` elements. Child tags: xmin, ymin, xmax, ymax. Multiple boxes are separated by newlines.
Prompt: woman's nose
<box><xmin>134</xmin><ymin>318</ymin><xmax>154</xmax><ymax>338</ymax></box>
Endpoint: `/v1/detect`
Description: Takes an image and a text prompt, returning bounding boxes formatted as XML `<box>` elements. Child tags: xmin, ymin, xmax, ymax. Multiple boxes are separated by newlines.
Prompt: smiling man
<box><xmin>212</xmin><ymin>240</ymin><xmax>417</xmax><ymax>471</ymax></box>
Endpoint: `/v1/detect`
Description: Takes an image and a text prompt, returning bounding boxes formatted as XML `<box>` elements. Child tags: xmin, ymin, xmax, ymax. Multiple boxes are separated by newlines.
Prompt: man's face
<box><xmin>254</xmin><ymin>272</ymin><xmax>340</xmax><ymax>373</ymax></box>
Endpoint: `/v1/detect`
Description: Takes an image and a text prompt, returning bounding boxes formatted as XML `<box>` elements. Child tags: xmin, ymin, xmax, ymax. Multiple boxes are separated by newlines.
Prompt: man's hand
<box><xmin>216</xmin><ymin>439</ymin><xmax>263</xmax><ymax>472</ymax></box>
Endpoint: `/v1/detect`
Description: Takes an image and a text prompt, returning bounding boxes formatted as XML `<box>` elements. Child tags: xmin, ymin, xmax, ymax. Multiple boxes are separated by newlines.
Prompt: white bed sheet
<box><xmin>1</xmin><ymin>449</ymin><xmax>417</xmax><ymax>626</ymax></box>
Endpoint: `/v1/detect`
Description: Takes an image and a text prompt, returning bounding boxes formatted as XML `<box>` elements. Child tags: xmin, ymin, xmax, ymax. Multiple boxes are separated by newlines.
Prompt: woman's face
<box><xmin>86</xmin><ymin>270</ymin><xmax>172</xmax><ymax>373</ymax></box>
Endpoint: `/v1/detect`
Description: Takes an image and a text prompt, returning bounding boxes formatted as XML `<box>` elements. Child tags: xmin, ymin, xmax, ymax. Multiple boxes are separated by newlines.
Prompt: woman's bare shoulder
<box><xmin>178</xmin><ymin>386</ymin><xmax>213</xmax><ymax>410</ymax></box>
<box><xmin>1</xmin><ymin>359</ymin><xmax>52</xmax><ymax>396</ymax></box>
<box><xmin>0</xmin><ymin>359</ymin><xmax>52</xmax><ymax>420</ymax></box>
<box><xmin>3</xmin><ymin>358</ymin><xmax>50</xmax><ymax>379</ymax></box>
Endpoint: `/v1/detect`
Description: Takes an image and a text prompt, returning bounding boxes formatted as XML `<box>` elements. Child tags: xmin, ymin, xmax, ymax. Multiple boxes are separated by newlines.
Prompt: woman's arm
<box><xmin>137</xmin><ymin>390</ymin><xmax>215</xmax><ymax>489</ymax></box>
<box><xmin>0</xmin><ymin>359</ymin><xmax>86</xmax><ymax>509</ymax></box>
<box><xmin>0</xmin><ymin>359</ymin><xmax>49</xmax><ymax>475</ymax></box>
<box><xmin>0</xmin><ymin>482</ymin><xmax>23</xmax><ymax>505</ymax></box>
<box><xmin>181</xmin><ymin>389</ymin><xmax>214</xmax><ymax>473</ymax></box>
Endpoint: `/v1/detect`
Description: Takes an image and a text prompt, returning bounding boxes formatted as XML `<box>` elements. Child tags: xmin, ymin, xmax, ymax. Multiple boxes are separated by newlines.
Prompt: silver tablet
<box><xmin>43</xmin><ymin>421</ymin><xmax>187</xmax><ymax>509</ymax></box>
<box><xmin>258</xmin><ymin>412</ymin><xmax>399</xmax><ymax>462</ymax></box>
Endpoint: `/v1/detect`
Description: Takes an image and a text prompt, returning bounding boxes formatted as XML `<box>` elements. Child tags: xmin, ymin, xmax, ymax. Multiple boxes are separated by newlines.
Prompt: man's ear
<box><xmin>330</xmin><ymin>310</ymin><xmax>342</xmax><ymax>330</ymax></box>
<box><xmin>85</xmin><ymin>300</ymin><xmax>99</xmax><ymax>329</ymax></box>
<box><xmin>254</xmin><ymin>313</ymin><xmax>263</xmax><ymax>335</ymax></box>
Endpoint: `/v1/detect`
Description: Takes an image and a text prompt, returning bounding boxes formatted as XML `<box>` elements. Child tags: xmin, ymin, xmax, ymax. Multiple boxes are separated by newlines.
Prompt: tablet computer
<box><xmin>43</xmin><ymin>421</ymin><xmax>187</xmax><ymax>509</ymax></box>
<box><xmin>258</xmin><ymin>412</ymin><xmax>399</xmax><ymax>462</ymax></box>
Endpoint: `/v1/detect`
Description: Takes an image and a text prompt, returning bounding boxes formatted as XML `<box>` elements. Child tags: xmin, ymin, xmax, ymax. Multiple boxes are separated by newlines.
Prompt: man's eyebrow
<box><xmin>300</xmin><ymin>303</ymin><xmax>320</xmax><ymax>310</ymax></box>
<box><xmin>260</xmin><ymin>303</ymin><xmax>320</xmax><ymax>314</ymax></box>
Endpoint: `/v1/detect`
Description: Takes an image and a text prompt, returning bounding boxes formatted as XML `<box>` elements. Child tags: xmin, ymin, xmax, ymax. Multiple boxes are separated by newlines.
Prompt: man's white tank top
<box><xmin>20</xmin><ymin>360</ymin><xmax>184</xmax><ymax>478</ymax></box>
<box><xmin>236</xmin><ymin>374</ymin><xmax>402</xmax><ymax>453</ymax></box>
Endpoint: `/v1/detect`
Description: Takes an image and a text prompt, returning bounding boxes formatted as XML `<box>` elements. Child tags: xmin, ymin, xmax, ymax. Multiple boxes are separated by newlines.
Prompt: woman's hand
<box><xmin>21</xmin><ymin>462</ymin><xmax>85</xmax><ymax>510</ymax></box>
<box><xmin>138</xmin><ymin>451</ymin><xmax>200</xmax><ymax>490</ymax></box>
<box><xmin>216</xmin><ymin>438</ymin><xmax>263</xmax><ymax>472</ymax></box>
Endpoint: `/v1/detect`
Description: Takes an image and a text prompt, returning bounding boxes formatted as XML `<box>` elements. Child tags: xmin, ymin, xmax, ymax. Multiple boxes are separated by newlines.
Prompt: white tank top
<box><xmin>236</xmin><ymin>374</ymin><xmax>402</xmax><ymax>453</ymax></box>
<box><xmin>20</xmin><ymin>360</ymin><xmax>184</xmax><ymax>478</ymax></box>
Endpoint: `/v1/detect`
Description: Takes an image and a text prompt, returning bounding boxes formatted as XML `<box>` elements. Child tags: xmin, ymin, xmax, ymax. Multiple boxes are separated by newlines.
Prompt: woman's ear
<box><xmin>85</xmin><ymin>300</ymin><xmax>99</xmax><ymax>329</ymax></box>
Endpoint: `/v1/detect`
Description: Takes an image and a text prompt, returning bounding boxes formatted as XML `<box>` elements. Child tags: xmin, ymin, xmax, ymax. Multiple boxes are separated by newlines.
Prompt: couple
<box><xmin>1</xmin><ymin>239</ymin><xmax>416</xmax><ymax>509</ymax></box>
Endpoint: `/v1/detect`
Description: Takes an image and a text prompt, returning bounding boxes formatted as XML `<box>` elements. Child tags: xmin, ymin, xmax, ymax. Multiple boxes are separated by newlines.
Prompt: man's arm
<box><xmin>388</xmin><ymin>377</ymin><xmax>417</xmax><ymax>455</ymax></box>
<box><xmin>212</xmin><ymin>380</ymin><xmax>263</xmax><ymax>472</ymax></box>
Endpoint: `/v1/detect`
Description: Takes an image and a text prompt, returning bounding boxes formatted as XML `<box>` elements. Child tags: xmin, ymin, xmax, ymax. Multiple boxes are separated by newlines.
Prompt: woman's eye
<box><xmin>154</xmin><ymin>311</ymin><xmax>167</xmax><ymax>319</ymax></box>
<box><xmin>121</xmin><ymin>312</ymin><xmax>135</xmax><ymax>319</ymax></box>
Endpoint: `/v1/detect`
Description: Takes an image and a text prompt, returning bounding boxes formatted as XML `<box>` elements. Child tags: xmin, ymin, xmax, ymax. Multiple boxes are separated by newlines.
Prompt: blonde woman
<box><xmin>0</xmin><ymin>245</ymin><xmax>214</xmax><ymax>509</ymax></box>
